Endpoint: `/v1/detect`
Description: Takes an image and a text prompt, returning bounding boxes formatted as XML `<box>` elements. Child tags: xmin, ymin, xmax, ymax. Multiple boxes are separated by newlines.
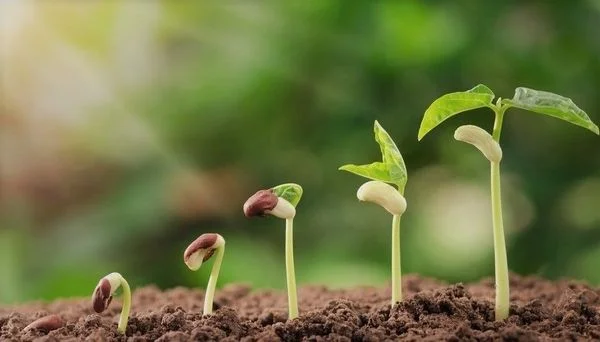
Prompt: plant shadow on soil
<box><xmin>1</xmin><ymin>274</ymin><xmax>600</xmax><ymax>341</ymax></box>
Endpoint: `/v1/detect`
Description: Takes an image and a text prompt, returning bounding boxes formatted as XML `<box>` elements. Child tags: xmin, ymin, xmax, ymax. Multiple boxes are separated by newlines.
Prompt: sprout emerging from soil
<box><xmin>339</xmin><ymin>121</ymin><xmax>408</xmax><ymax>306</ymax></box>
<box><xmin>183</xmin><ymin>233</ymin><xmax>226</xmax><ymax>316</ymax></box>
<box><xmin>92</xmin><ymin>272</ymin><xmax>131</xmax><ymax>334</ymax></box>
<box><xmin>243</xmin><ymin>183</ymin><xmax>303</xmax><ymax>320</ymax></box>
<box><xmin>418</xmin><ymin>85</ymin><xmax>599</xmax><ymax>321</ymax></box>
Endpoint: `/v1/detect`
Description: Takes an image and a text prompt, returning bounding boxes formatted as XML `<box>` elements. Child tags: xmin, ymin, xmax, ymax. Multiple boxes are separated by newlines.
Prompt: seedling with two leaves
<box><xmin>339</xmin><ymin>121</ymin><xmax>408</xmax><ymax>306</ymax></box>
<box><xmin>418</xmin><ymin>85</ymin><xmax>599</xmax><ymax>320</ymax></box>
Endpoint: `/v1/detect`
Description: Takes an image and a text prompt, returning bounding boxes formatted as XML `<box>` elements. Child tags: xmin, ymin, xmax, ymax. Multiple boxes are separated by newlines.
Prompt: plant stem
<box><xmin>203</xmin><ymin>246</ymin><xmax>225</xmax><ymax>315</ymax></box>
<box><xmin>491</xmin><ymin>109</ymin><xmax>509</xmax><ymax>320</ymax></box>
<box><xmin>492</xmin><ymin>106</ymin><xmax>506</xmax><ymax>141</ymax></box>
<box><xmin>117</xmin><ymin>277</ymin><xmax>131</xmax><ymax>334</ymax></box>
<box><xmin>285</xmin><ymin>218</ymin><xmax>299</xmax><ymax>319</ymax></box>
<box><xmin>391</xmin><ymin>214</ymin><xmax>402</xmax><ymax>305</ymax></box>
<box><xmin>490</xmin><ymin>160</ymin><xmax>509</xmax><ymax>320</ymax></box>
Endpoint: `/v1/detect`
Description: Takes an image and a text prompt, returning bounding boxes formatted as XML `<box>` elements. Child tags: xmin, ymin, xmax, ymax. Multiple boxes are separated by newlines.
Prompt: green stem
<box><xmin>203</xmin><ymin>246</ymin><xmax>225</xmax><ymax>315</ymax></box>
<box><xmin>391</xmin><ymin>214</ymin><xmax>402</xmax><ymax>305</ymax></box>
<box><xmin>285</xmin><ymin>218</ymin><xmax>299</xmax><ymax>319</ymax></box>
<box><xmin>492</xmin><ymin>106</ymin><xmax>506</xmax><ymax>142</ymax></box>
<box><xmin>491</xmin><ymin>160</ymin><xmax>509</xmax><ymax>320</ymax></box>
<box><xmin>117</xmin><ymin>277</ymin><xmax>131</xmax><ymax>334</ymax></box>
<box><xmin>491</xmin><ymin>108</ymin><xmax>509</xmax><ymax>320</ymax></box>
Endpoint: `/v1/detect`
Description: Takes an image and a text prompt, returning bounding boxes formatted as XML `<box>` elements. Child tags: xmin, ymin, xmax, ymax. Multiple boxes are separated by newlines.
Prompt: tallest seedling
<box><xmin>418</xmin><ymin>85</ymin><xmax>599</xmax><ymax>320</ymax></box>
<box><xmin>339</xmin><ymin>120</ymin><xmax>408</xmax><ymax>306</ymax></box>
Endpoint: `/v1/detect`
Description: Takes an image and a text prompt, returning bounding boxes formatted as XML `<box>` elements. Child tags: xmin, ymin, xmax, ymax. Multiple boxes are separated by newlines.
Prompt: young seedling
<box><xmin>92</xmin><ymin>272</ymin><xmax>131</xmax><ymax>334</ymax></box>
<box><xmin>243</xmin><ymin>183</ymin><xmax>303</xmax><ymax>320</ymax></box>
<box><xmin>339</xmin><ymin>120</ymin><xmax>408</xmax><ymax>306</ymax></box>
<box><xmin>183</xmin><ymin>233</ymin><xmax>226</xmax><ymax>316</ymax></box>
<box><xmin>418</xmin><ymin>85</ymin><xmax>599</xmax><ymax>320</ymax></box>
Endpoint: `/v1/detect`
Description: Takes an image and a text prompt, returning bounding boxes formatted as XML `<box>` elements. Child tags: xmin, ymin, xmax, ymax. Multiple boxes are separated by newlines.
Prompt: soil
<box><xmin>1</xmin><ymin>274</ymin><xmax>600</xmax><ymax>341</ymax></box>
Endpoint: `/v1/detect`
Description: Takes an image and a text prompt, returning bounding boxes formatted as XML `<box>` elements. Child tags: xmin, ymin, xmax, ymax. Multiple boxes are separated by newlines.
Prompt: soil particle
<box><xmin>2</xmin><ymin>274</ymin><xmax>600</xmax><ymax>341</ymax></box>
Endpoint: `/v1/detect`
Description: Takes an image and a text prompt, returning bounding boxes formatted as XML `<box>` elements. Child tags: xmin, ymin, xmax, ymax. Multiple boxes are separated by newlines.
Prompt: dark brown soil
<box><xmin>2</xmin><ymin>274</ymin><xmax>600</xmax><ymax>341</ymax></box>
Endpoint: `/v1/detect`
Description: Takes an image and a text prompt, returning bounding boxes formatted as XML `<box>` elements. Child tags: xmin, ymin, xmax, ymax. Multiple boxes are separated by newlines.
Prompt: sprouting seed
<box><xmin>184</xmin><ymin>233</ymin><xmax>226</xmax><ymax>316</ymax></box>
<box><xmin>92</xmin><ymin>272</ymin><xmax>131</xmax><ymax>334</ymax></box>
<box><xmin>243</xmin><ymin>183</ymin><xmax>302</xmax><ymax>320</ymax></box>
<box><xmin>339</xmin><ymin>120</ymin><xmax>408</xmax><ymax>306</ymax></box>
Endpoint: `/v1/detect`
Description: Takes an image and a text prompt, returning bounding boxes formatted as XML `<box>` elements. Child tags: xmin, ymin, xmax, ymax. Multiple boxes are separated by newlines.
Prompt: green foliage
<box><xmin>419</xmin><ymin>84</ymin><xmax>599</xmax><ymax>140</ymax></box>
<box><xmin>272</xmin><ymin>183</ymin><xmax>303</xmax><ymax>207</ymax></box>
<box><xmin>502</xmin><ymin>88</ymin><xmax>599</xmax><ymax>135</ymax></box>
<box><xmin>418</xmin><ymin>84</ymin><xmax>495</xmax><ymax>140</ymax></box>
<box><xmin>339</xmin><ymin>121</ymin><xmax>407</xmax><ymax>193</ymax></box>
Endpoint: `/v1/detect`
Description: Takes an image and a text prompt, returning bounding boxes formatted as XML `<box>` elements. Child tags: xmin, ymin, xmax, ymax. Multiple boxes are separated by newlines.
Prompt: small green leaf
<box><xmin>271</xmin><ymin>183</ymin><xmax>303</xmax><ymax>207</ymax></box>
<box><xmin>339</xmin><ymin>121</ymin><xmax>407</xmax><ymax>193</ymax></box>
<box><xmin>502</xmin><ymin>87</ymin><xmax>599</xmax><ymax>135</ymax></box>
<box><xmin>418</xmin><ymin>84</ymin><xmax>495</xmax><ymax>140</ymax></box>
<box><xmin>374</xmin><ymin>121</ymin><xmax>407</xmax><ymax>190</ymax></box>
<box><xmin>339</xmin><ymin>162</ymin><xmax>391</xmax><ymax>183</ymax></box>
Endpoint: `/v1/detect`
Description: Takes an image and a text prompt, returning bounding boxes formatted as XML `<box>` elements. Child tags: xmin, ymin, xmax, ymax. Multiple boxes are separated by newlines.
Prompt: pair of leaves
<box><xmin>418</xmin><ymin>84</ymin><xmax>599</xmax><ymax>140</ymax></box>
<box><xmin>339</xmin><ymin>121</ymin><xmax>408</xmax><ymax>194</ymax></box>
<box><xmin>272</xmin><ymin>183</ymin><xmax>303</xmax><ymax>207</ymax></box>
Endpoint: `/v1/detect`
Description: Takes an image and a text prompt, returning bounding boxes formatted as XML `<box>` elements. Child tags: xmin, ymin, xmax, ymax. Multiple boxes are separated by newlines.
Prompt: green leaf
<box><xmin>502</xmin><ymin>87</ymin><xmax>599</xmax><ymax>135</ymax></box>
<box><xmin>339</xmin><ymin>121</ymin><xmax>407</xmax><ymax>193</ymax></box>
<box><xmin>339</xmin><ymin>162</ymin><xmax>391</xmax><ymax>183</ymax></box>
<box><xmin>418</xmin><ymin>84</ymin><xmax>495</xmax><ymax>140</ymax></box>
<box><xmin>374</xmin><ymin>120</ymin><xmax>407</xmax><ymax>190</ymax></box>
<box><xmin>271</xmin><ymin>183</ymin><xmax>303</xmax><ymax>207</ymax></box>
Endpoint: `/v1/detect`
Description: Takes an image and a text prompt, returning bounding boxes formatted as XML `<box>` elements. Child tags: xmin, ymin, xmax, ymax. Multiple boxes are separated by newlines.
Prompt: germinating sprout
<box><xmin>339</xmin><ymin>120</ymin><xmax>408</xmax><ymax>306</ymax></box>
<box><xmin>243</xmin><ymin>183</ymin><xmax>303</xmax><ymax>320</ymax></box>
<box><xmin>92</xmin><ymin>272</ymin><xmax>131</xmax><ymax>334</ymax></box>
<box><xmin>184</xmin><ymin>233</ymin><xmax>226</xmax><ymax>316</ymax></box>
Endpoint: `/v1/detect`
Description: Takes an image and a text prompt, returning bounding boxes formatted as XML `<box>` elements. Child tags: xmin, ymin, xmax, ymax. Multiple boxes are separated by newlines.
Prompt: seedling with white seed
<box><xmin>418</xmin><ymin>85</ymin><xmax>599</xmax><ymax>320</ymax></box>
<box><xmin>92</xmin><ymin>272</ymin><xmax>131</xmax><ymax>334</ymax></box>
<box><xmin>243</xmin><ymin>183</ymin><xmax>303</xmax><ymax>320</ymax></box>
<box><xmin>339</xmin><ymin>120</ymin><xmax>408</xmax><ymax>306</ymax></box>
<box><xmin>183</xmin><ymin>233</ymin><xmax>226</xmax><ymax>316</ymax></box>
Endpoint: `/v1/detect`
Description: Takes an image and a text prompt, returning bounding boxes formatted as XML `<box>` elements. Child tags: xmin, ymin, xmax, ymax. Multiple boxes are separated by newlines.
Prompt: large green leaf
<box><xmin>271</xmin><ymin>183</ymin><xmax>303</xmax><ymax>207</ymax></box>
<box><xmin>418</xmin><ymin>84</ymin><xmax>495</xmax><ymax>140</ymax></box>
<box><xmin>339</xmin><ymin>121</ymin><xmax>407</xmax><ymax>193</ymax></box>
<box><xmin>502</xmin><ymin>87</ymin><xmax>599</xmax><ymax>135</ymax></box>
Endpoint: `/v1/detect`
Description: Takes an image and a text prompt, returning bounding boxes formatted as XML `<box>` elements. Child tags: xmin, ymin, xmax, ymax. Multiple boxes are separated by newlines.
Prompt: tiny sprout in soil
<box><xmin>243</xmin><ymin>183</ymin><xmax>303</xmax><ymax>320</ymax></box>
<box><xmin>183</xmin><ymin>233</ymin><xmax>226</xmax><ymax>316</ymax></box>
<box><xmin>418</xmin><ymin>84</ymin><xmax>599</xmax><ymax>320</ymax></box>
<box><xmin>339</xmin><ymin>120</ymin><xmax>408</xmax><ymax>306</ymax></box>
<box><xmin>91</xmin><ymin>272</ymin><xmax>131</xmax><ymax>334</ymax></box>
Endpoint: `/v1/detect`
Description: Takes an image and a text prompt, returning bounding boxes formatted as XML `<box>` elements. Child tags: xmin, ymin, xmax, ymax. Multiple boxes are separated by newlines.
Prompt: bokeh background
<box><xmin>1</xmin><ymin>1</ymin><xmax>600</xmax><ymax>304</ymax></box>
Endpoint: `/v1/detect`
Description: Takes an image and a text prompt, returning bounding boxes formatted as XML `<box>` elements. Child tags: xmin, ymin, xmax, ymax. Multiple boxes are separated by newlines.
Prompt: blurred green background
<box><xmin>1</xmin><ymin>1</ymin><xmax>600</xmax><ymax>304</ymax></box>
